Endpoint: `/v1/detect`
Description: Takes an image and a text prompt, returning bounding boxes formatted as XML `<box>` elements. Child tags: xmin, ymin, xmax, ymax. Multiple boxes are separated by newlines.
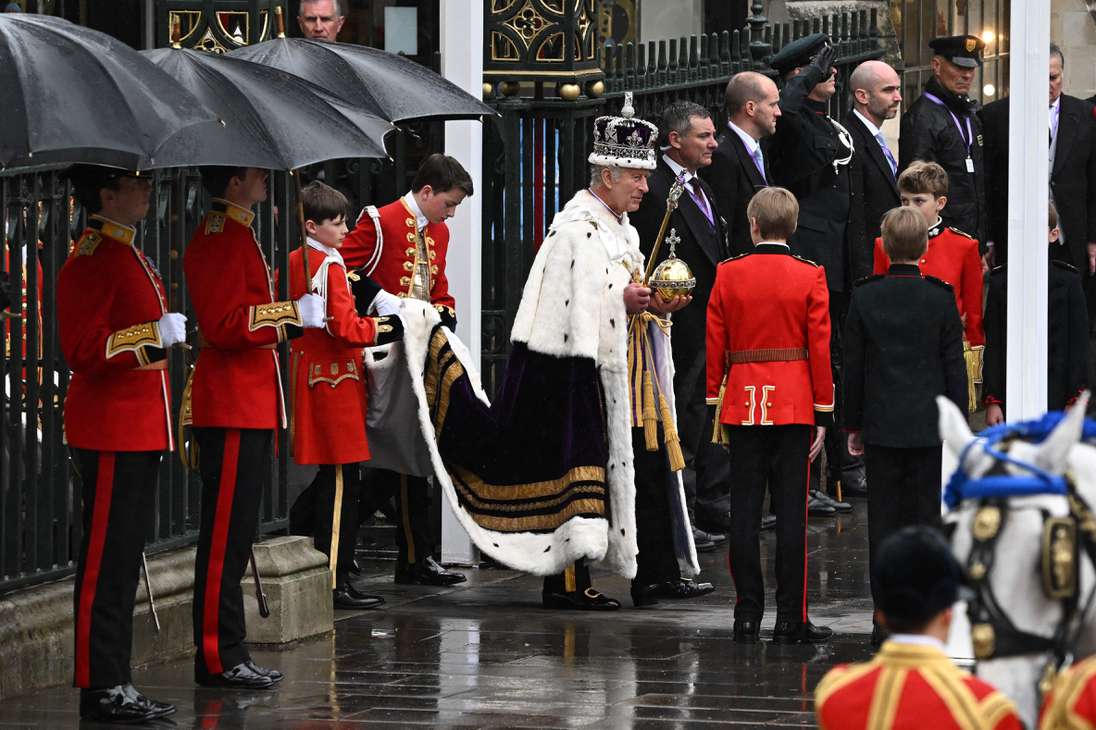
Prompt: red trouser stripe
<box><xmin>75</xmin><ymin>452</ymin><xmax>116</xmax><ymax>688</ymax></box>
<box><xmin>802</xmin><ymin>433</ymin><xmax>811</xmax><ymax>623</ymax></box>
<box><xmin>202</xmin><ymin>429</ymin><xmax>240</xmax><ymax>674</ymax></box>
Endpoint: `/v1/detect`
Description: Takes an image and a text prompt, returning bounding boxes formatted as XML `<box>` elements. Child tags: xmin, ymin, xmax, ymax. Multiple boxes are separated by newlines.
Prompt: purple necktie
<box><xmin>688</xmin><ymin>178</ymin><xmax>714</xmax><ymax>227</ymax></box>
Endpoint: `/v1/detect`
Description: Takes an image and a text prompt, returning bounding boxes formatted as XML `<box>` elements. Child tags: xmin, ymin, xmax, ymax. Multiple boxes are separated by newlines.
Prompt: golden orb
<box><xmin>558</xmin><ymin>83</ymin><xmax>582</xmax><ymax>101</ymax></box>
<box><xmin>498</xmin><ymin>81</ymin><xmax>520</xmax><ymax>97</ymax></box>
<box><xmin>587</xmin><ymin>80</ymin><xmax>606</xmax><ymax>98</ymax></box>
<box><xmin>650</xmin><ymin>255</ymin><xmax>696</xmax><ymax>300</ymax></box>
<box><xmin>482</xmin><ymin>82</ymin><xmax>494</xmax><ymax>98</ymax></box>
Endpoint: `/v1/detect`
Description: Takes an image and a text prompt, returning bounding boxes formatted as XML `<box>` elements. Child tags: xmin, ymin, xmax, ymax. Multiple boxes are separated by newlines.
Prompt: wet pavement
<box><xmin>0</xmin><ymin>506</ymin><xmax>875</xmax><ymax>728</ymax></box>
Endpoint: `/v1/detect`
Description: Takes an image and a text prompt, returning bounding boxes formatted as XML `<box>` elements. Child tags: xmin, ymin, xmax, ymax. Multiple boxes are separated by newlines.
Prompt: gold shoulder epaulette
<box><xmin>924</xmin><ymin>274</ymin><xmax>954</xmax><ymax>291</ymax></box>
<box><xmin>75</xmin><ymin>231</ymin><xmax>102</xmax><ymax>256</ymax></box>
<box><xmin>947</xmin><ymin>226</ymin><xmax>975</xmax><ymax>239</ymax></box>
<box><xmin>719</xmin><ymin>252</ymin><xmax>751</xmax><ymax>264</ymax></box>
<box><xmin>791</xmin><ymin>254</ymin><xmax>819</xmax><ymax>267</ymax></box>
<box><xmin>204</xmin><ymin>211</ymin><xmax>226</xmax><ymax>235</ymax></box>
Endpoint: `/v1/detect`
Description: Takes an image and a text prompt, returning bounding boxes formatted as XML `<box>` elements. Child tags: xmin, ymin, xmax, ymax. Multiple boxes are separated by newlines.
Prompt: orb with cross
<box><xmin>649</xmin><ymin>228</ymin><xmax>696</xmax><ymax>300</ymax></box>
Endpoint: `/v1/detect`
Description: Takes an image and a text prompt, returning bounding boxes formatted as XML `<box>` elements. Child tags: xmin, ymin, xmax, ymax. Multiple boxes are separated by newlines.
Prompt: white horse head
<box><xmin>939</xmin><ymin>393</ymin><xmax>1096</xmax><ymax>726</ymax></box>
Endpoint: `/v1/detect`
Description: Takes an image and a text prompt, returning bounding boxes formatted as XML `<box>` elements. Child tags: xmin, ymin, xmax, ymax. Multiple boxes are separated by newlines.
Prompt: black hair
<box><xmin>411</xmin><ymin>154</ymin><xmax>474</xmax><ymax>196</ymax></box>
<box><xmin>199</xmin><ymin>166</ymin><xmax>249</xmax><ymax>198</ymax></box>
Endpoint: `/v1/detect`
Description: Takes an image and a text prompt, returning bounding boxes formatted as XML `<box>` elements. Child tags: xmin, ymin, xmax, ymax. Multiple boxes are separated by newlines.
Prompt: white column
<box><xmin>437</xmin><ymin>0</ymin><xmax>483</xmax><ymax>566</ymax></box>
<box><xmin>1005</xmin><ymin>0</ymin><xmax>1050</xmax><ymax>418</ymax></box>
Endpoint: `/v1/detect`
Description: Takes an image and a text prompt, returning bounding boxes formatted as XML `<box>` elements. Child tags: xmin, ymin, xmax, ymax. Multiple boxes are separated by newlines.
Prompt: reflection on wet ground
<box><xmin>0</xmin><ymin>509</ymin><xmax>874</xmax><ymax>727</ymax></box>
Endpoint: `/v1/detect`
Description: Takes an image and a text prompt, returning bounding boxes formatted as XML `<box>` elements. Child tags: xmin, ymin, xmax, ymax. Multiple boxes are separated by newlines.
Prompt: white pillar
<box><xmin>437</xmin><ymin>0</ymin><xmax>483</xmax><ymax>566</ymax></box>
<box><xmin>1005</xmin><ymin>0</ymin><xmax>1050</xmax><ymax>418</ymax></box>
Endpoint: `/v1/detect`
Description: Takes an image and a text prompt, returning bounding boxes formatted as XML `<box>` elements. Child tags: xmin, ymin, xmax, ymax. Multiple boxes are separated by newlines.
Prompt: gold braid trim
<box><xmin>248</xmin><ymin>300</ymin><xmax>301</xmax><ymax>332</ymax></box>
<box><xmin>105</xmin><ymin>321</ymin><xmax>161</xmax><ymax>361</ymax></box>
<box><xmin>965</xmin><ymin>341</ymin><xmax>984</xmax><ymax>413</ymax></box>
<box><xmin>177</xmin><ymin>368</ymin><xmax>198</xmax><ymax>470</ymax></box>
<box><xmin>710</xmin><ymin>373</ymin><xmax>728</xmax><ymax>445</ymax></box>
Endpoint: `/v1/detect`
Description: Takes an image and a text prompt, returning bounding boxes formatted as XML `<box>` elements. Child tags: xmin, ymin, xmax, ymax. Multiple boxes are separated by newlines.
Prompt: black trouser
<box><xmin>813</xmin><ymin>290</ymin><xmax>863</xmax><ymax>490</ymax></box>
<box><xmin>726</xmin><ymin>425</ymin><xmax>812</xmax><ymax>623</ymax></box>
<box><xmin>676</xmin><ymin>352</ymin><xmax>732</xmax><ymax>524</ymax></box>
<box><xmin>71</xmin><ymin>449</ymin><xmax>161</xmax><ymax>689</ymax></box>
<box><xmin>632</xmin><ymin>428</ymin><xmax>681</xmax><ymax>587</ymax></box>
<box><xmin>358</xmin><ymin>469</ymin><xmax>433</xmax><ymax>570</ymax></box>
<box><xmin>865</xmin><ymin>444</ymin><xmax>943</xmax><ymax>606</ymax></box>
<box><xmin>193</xmin><ymin>428</ymin><xmax>270</xmax><ymax>675</ymax></box>
<box><xmin>290</xmin><ymin>464</ymin><xmax>361</xmax><ymax>587</ymax></box>
<box><xmin>543</xmin><ymin>559</ymin><xmax>592</xmax><ymax>595</ymax></box>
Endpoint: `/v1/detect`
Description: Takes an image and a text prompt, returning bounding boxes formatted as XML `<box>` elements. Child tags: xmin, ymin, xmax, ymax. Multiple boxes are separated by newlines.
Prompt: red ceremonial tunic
<box><xmin>341</xmin><ymin>194</ymin><xmax>456</xmax><ymax>318</ymax></box>
<box><xmin>1040</xmin><ymin>655</ymin><xmax>1096</xmax><ymax>729</ymax></box>
<box><xmin>287</xmin><ymin>244</ymin><xmax>378</xmax><ymax>465</ymax></box>
<box><xmin>184</xmin><ymin>199</ymin><xmax>303</xmax><ymax>430</ymax></box>
<box><xmin>705</xmin><ymin>243</ymin><xmax>835</xmax><ymax>427</ymax></box>
<box><xmin>873</xmin><ymin>219</ymin><xmax>984</xmax><ymax>345</ymax></box>
<box><xmin>58</xmin><ymin>216</ymin><xmax>172</xmax><ymax>451</ymax></box>
<box><xmin>815</xmin><ymin>641</ymin><xmax>1023</xmax><ymax>730</ymax></box>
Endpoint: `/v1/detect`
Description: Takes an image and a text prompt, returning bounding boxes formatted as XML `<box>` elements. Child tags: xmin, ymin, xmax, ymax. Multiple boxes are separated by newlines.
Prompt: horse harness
<box><xmin>948</xmin><ymin>420</ymin><xmax>1096</xmax><ymax>697</ymax></box>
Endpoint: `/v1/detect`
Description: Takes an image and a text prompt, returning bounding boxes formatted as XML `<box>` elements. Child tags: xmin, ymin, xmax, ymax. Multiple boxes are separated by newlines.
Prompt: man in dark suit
<box><xmin>769</xmin><ymin>33</ymin><xmax>865</xmax><ymax>512</ymax></box>
<box><xmin>846</xmin><ymin>60</ymin><xmax>903</xmax><ymax>281</ymax></box>
<box><xmin>702</xmin><ymin>71</ymin><xmax>780</xmax><ymax>257</ymax></box>
<box><xmin>980</xmin><ymin>44</ymin><xmax>1096</xmax><ymax>281</ymax></box>
<box><xmin>632</xmin><ymin>101</ymin><xmax>732</xmax><ymax>547</ymax></box>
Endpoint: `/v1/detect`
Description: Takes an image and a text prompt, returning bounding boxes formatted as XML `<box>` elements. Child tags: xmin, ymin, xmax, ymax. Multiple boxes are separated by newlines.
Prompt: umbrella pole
<box><xmin>292</xmin><ymin>169</ymin><xmax>311</xmax><ymax>285</ymax></box>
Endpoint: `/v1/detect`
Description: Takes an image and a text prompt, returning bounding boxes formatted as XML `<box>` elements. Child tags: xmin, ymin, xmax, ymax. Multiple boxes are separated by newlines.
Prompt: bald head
<box><xmin>725</xmin><ymin>72</ymin><xmax>781</xmax><ymax>140</ymax></box>
<box><xmin>850</xmin><ymin>60</ymin><xmax>902</xmax><ymax>126</ymax></box>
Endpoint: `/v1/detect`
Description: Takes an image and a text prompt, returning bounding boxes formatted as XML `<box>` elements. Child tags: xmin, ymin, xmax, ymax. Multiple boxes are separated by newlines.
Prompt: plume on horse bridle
<box><xmin>948</xmin><ymin>412</ymin><xmax>1096</xmax><ymax>698</ymax></box>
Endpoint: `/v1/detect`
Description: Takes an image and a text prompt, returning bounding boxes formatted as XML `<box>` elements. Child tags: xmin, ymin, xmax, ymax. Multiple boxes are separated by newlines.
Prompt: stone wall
<box><xmin>1052</xmin><ymin>0</ymin><xmax>1096</xmax><ymax>98</ymax></box>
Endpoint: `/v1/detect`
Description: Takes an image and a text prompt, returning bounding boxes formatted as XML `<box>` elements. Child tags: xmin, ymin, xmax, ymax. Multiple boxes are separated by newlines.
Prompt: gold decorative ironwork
<box><xmin>502</xmin><ymin>0</ymin><xmax>555</xmax><ymax>50</ymax></box>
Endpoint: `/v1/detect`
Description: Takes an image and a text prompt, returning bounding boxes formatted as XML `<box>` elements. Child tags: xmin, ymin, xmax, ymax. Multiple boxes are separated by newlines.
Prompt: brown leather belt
<box><xmin>727</xmin><ymin>347</ymin><xmax>808</xmax><ymax>364</ymax></box>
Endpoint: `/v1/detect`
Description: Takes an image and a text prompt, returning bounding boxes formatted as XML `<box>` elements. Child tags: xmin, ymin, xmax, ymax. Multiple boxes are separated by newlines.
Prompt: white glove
<box><xmin>297</xmin><ymin>293</ymin><xmax>326</xmax><ymax>329</ymax></box>
<box><xmin>370</xmin><ymin>289</ymin><xmax>402</xmax><ymax>317</ymax></box>
<box><xmin>157</xmin><ymin>312</ymin><xmax>187</xmax><ymax>348</ymax></box>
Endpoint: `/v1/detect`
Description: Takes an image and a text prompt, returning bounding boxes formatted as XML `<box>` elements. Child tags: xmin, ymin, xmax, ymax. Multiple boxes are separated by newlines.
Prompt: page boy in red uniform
<box><xmin>340</xmin><ymin>154</ymin><xmax>472</xmax><ymax>586</ymax></box>
<box><xmin>59</xmin><ymin>165</ymin><xmax>185</xmax><ymax>723</ymax></box>
<box><xmin>287</xmin><ymin>181</ymin><xmax>403</xmax><ymax>610</ymax></box>
<box><xmin>184</xmin><ymin>166</ymin><xmax>326</xmax><ymax>690</ymax></box>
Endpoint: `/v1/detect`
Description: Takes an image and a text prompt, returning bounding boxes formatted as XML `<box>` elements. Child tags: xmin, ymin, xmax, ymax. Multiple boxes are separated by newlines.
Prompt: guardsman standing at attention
<box><xmin>288</xmin><ymin>181</ymin><xmax>404</xmax><ymax>610</ymax></box>
<box><xmin>184</xmin><ymin>166</ymin><xmax>326</xmax><ymax>689</ymax></box>
<box><xmin>59</xmin><ymin>165</ymin><xmax>184</xmax><ymax>723</ymax></box>
<box><xmin>706</xmin><ymin>187</ymin><xmax>835</xmax><ymax>644</ymax></box>
<box><xmin>815</xmin><ymin>526</ymin><xmax>1022</xmax><ymax>729</ymax></box>
<box><xmin>341</xmin><ymin>153</ymin><xmax>472</xmax><ymax>586</ymax></box>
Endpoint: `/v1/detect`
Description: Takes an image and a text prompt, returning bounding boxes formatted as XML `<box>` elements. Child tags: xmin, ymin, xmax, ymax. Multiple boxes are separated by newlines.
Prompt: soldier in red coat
<box><xmin>287</xmin><ymin>182</ymin><xmax>403</xmax><ymax>610</ymax></box>
<box><xmin>340</xmin><ymin>154</ymin><xmax>472</xmax><ymax>586</ymax></box>
<box><xmin>815</xmin><ymin>527</ymin><xmax>1022</xmax><ymax>729</ymax></box>
<box><xmin>872</xmin><ymin>161</ymin><xmax>984</xmax><ymax>346</ymax></box>
<box><xmin>59</xmin><ymin>166</ymin><xmax>185</xmax><ymax>723</ymax></box>
<box><xmin>184</xmin><ymin>166</ymin><xmax>326</xmax><ymax>689</ymax></box>
<box><xmin>1041</xmin><ymin>655</ymin><xmax>1096</xmax><ymax>729</ymax></box>
<box><xmin>706</xmin><ymin>186</ymin><xmax>835</xmax><ymax>644</ymax></box>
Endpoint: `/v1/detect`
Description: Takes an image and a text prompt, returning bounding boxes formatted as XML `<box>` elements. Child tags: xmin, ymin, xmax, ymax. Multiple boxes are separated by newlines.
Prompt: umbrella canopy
<box><xmin>0</xmin><ymin>14</ymin><xmax>218</xmax><ymax>170</ymax></box>
<box><xmin>229</xmin><ymin>38</ymin><xmax>495</xmax><ymax>123</ymax></box>
<box><xmin>142</xmin><ymin>47</ymin><xmax>394</xmax><ymax>170</ymax></box>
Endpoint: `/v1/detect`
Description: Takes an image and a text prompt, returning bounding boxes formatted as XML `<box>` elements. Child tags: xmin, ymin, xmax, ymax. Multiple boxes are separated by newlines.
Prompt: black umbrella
<box><xmin>0</xmin><ymin>14</ymin><xmax>218</xmax><ymax>170</ymax></box>
<box><xmin>228</xmin><ymin>37</ymin><xmax>495</xmax><ymax>123</ymax></box>
<box><xmin>141</xmin><ymin>47</ymin><xmax>395</xmax><ymax>169</ymax></box>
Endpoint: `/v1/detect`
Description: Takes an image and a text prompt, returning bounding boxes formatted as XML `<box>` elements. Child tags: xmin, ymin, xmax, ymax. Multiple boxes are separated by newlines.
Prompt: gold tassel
<box><xmin>964</xmin><ymin>341</ymin><xmax>983</xmax><ymax>413</ymax></box>
<box><xmin>177</xmin><ymin>369</ymin><xmax>198</xmax><ymax>469</ymax></box>
<box><xmin>711</xmin><ymin>374</ymin><xmax>728</xmax><ymax>445</ymax></box>
<box><xmin>658</xmin><ymin>392</ymin><xmax>685</xmax><ymax>471</ymax></box>
<box><xmin>642</xmin><ymin>368</ymin><xmax>658</xmax><ymax>451</ymax></box>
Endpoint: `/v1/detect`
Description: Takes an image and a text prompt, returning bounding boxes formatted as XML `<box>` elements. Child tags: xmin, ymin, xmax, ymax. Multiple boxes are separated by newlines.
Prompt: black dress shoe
<box><xmin>811</xmin><ymin>489</ymin><xmax>852</xmax><ymax>513</ymax></box>
<box><xmin>630</xmin><ymin>583</ymin><xmax>661</xmax><ymax>608</ymax></box>
<box><xmin>196</xmin><ymin>661</ymin><xmax>279</xmax><ymax>689</ymax></box>
<box><xmin>761</xmin><ymin>514</ymin><xmax>777</xmax><ymax>531</ymax></box>
<box><xmin>346</xmin><ymin>583</ymin><xmax>386</xmax><ymax>605</ymax></box>
<box><xmin>733</xmin><ymin>618</ymin><xmax>760</xmax><ymax>643</ymax></box>
<box><xmin>807</xmin><ymin>494</ymin><xmax>837</xmax><ymax>516</ymax></box>
<box><xmin>80</xmin><ymin>683</ymin><xmax>176</xmax><ymax>723</ymax></box>
<box><xmin>395</xmin><ymin>556</ymin><xmax>467</xmax><ymax>585</ymax></box>
<box><xmin>244</xmin><ymin>661</ymin><xmax>284</xmax><ymax>685</ymax></box>
<box><xmin>840</xmin><ymin>472</ymin><xmax>869</xmax><ymax>498</ymax></box>
<box><xmin>771</xmin><ymin>619</ymin><xmax>834</xmax><ymax>644</ymax></box>
<box><xmin>657</xmin><ymin>578</ymin><xmax>716</xmax><ymax>600</ymax></box>
<box><xmin>333</xmin><ymin>586</ymin><xmax>385</xmax><ymax>610</ymax></box>
<box><xmin>542</xmin><ymin>587</ymin><xmax>621</xmax><ymax>611</ymax></box>
<box><xmin>692</xmin><ymin>528</ymin><xmax>718</xmax><ymax>553</ymax></box>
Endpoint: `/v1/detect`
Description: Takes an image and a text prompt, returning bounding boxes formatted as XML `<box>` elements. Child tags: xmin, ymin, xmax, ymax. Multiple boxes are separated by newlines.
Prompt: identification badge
<box><xmin>965</xmin><ymin>157</ymin><xmax>975</xmax><ymax>173</ymax></box>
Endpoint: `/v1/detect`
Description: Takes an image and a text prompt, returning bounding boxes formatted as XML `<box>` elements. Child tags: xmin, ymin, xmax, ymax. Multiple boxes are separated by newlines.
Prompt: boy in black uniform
<box><xmin>843</xmin><ymin>206</ymin><xmax>968</xmax><ymax>646</ymax></box>
<box><xmin>983</xmin><ymin>203</ymin><xmax>1089</xmax><ymax>424</ymax></box>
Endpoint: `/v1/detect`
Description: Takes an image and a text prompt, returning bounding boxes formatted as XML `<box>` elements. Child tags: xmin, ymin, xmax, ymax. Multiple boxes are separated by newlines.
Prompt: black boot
<box><xmin>79</xmin><ymin>683</ymin><xmax>176</xmax><ymax>722</ymax></box>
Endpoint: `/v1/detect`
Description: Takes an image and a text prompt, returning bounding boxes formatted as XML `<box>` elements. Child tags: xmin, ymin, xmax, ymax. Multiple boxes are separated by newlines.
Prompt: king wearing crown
<box><xmin>391</xmin><ymin>95</ymin><xmax>706</xmax><ymax>611</ymax></box>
